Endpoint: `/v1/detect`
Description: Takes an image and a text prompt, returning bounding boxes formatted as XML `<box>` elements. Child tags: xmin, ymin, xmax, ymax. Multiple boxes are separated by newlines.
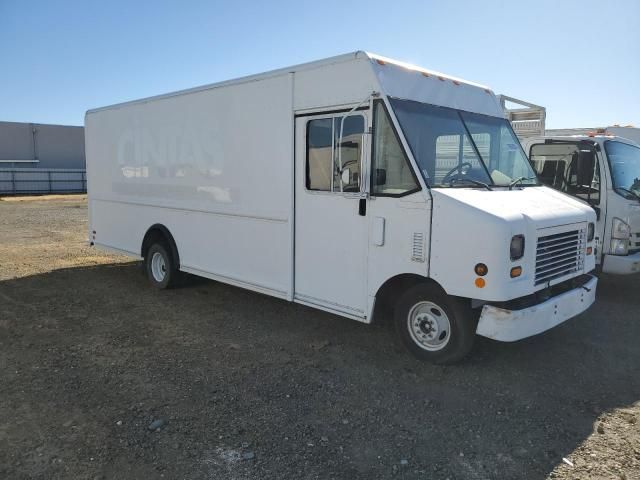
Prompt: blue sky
<box><xmin>1</xmin><ymin>0</ymin><xmax>638</xmax><ymax>128</ymax></box>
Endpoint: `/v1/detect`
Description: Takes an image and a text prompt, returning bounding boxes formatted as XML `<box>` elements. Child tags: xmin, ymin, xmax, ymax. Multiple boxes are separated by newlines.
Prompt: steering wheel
<box><xmin>442</xmin><ymin>162</ymin><xmax>473</xmax><ymax>184</ymax></box>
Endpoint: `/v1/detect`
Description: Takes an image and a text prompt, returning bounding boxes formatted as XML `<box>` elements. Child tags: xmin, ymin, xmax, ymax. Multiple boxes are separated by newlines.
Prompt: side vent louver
<box><xmin>411</xmin><ymin>232</ymin><xmax>425</xmax><ymax>262</ymax></box>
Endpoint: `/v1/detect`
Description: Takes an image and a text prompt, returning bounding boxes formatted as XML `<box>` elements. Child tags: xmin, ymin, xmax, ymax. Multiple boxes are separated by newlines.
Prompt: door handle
<box><xmin>358</xmin><ymin>198</ymin><xmax>366</xmax><ymax>216</ymax></box>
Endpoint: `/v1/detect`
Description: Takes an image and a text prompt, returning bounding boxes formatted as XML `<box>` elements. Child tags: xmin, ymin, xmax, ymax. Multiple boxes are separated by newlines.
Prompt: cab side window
<box><xmin>306</xmin><ymin>115</ymin><xmax>365</xmax><ymax>192</ymax></box>
<box><xmin>371</xmin><ymin>101</ymin><xmax>419</xmax><ymax>196</ymax></box>
<box><xmin>306</xmin><ymin>119</ymin><xmax>333</xmax><ymax>190</ymax></box>
<box><xmin>529</xmin><ymin>143</ymin><xmax>600</xmax><ymax>205</ymax></box>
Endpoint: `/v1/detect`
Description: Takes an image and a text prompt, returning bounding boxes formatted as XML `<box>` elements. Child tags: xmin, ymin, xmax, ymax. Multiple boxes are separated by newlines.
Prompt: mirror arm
<box><xmin>337</xmin><ymin>92</ymin><xmax>378</xmax><ymax>193</ymax></box>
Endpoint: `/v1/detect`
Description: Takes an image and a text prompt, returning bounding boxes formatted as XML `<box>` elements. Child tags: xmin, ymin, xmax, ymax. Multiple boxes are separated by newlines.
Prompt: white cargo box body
<box><xmin>87</xmin><ymin>73</ymin><xmax>298</xmax><ymax>297</ymax></box>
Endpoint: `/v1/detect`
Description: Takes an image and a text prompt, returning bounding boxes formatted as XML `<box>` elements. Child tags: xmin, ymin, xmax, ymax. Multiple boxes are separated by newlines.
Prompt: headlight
<box><xmin>510</xmin><ymin>235</ymin><xmax>525</xmax><ymax>261</ymax></box>
<box><xmin>587</xmin><ymin>222</ymin><xmax>595</xmax><ymax>242</ymax></box>
<box><xmin>612</xmin><ymin>218</ymin><xmax>631</xmax><ymax>239</ymax></box>
<box><xmin>611</xmin><ymin>238</ymin><xmax>629</xmax><ymax>256</ymax></box>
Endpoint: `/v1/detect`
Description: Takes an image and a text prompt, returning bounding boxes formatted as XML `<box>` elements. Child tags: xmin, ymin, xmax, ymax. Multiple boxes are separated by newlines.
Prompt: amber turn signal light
<box><xmin>510</xmin><ymin>266</ymin><xmax>522</xmax><ymax>278</ymax></box>
<box><xmin>475</xmin><ymin>278</ymin><xmax>486</xmax><ymax>288</ymax></box>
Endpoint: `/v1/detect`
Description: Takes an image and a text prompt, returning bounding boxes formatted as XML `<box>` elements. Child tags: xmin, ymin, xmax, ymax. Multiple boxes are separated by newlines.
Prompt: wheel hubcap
<box><xmin>151</xmin><ymin>252</ymin><xmax>167</xmax><ymax>282</ymax></box>
<box><xmin>407</xmin><ymin>301</ymin><xmax>451</xmax><ymax>351</ymax></box>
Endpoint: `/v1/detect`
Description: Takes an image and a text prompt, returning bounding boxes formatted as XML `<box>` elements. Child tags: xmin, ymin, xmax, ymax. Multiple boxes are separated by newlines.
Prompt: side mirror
<box><xmin>577</xmin><ymin>150</ymin><xmax>596</xmax><ymax>186</ymax></box>
<box><xmin>376</xmin><ymin>168</ymin><xmax>387</xmax><ymax>186</ymax></box>
<box><xmin>341</xmin><ymin>168</ymin><xmax>351</xmax><ymax>186</ymax></box>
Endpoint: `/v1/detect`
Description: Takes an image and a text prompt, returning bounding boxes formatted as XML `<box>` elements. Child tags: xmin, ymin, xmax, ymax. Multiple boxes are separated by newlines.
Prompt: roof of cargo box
<box><xmin>86</xmin><ymin>51</ymin><xmax>503</xmax><ymax>118</ymax></box>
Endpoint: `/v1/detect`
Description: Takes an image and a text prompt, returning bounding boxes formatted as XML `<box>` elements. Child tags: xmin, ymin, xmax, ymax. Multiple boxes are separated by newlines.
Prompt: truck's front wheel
<box><xmin>144</xmin><ymin>242</ymin><xmax>179</xmax><ymax>289</ymax></box>
<box><xmin>394</xmin><ymin>283</ymin><xmax>476</xmax><ymax>364</ymax></box>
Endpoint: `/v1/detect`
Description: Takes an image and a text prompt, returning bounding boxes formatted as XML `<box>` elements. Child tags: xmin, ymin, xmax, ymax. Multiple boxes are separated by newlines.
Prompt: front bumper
<box><xmin>476</xmin><ymin>274</ymin><xmax>597</xmax><ymax>342</ymax></box>
<box><xmin>602</xmin><ymin>251</ymin><xmax>640</xmax><ymax>274</ymax></box>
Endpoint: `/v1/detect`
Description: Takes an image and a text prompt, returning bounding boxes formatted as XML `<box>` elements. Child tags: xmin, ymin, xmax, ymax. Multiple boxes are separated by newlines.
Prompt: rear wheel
<box><xmin>394</xmin><ymin>283</ymin><xmax>476</xmax><ymax>364</ymax></box>
<box><xmin>144</xmin><ymin>242</ymin><xmax>180</xmax><ymax>289</ymax></box>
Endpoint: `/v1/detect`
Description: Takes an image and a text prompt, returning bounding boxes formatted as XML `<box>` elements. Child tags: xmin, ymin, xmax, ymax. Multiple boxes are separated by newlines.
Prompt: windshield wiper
<box><xmin>615</xmin><ymin>186</ymin><xmax>640</xmax><ymax>201</ymax></box>
<box><xmin>508</xmin><ymin>176</ymin><xmax>537</xmax><ymax>190</ymax></box>
<box><xmin>449</xmin><ymin>177</ymin><xmax>493</xmax><ymax>191</ymax></box>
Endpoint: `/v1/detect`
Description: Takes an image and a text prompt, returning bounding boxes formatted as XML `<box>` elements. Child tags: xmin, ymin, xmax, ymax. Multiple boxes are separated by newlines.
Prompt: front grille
<box><xmin>631</xmin><ymin>232</ymin><xmax>640</xmax><ymax>255</ymax></box>
<box><xmin>535</xmin><ymin>228</ymin><xmax>586</xmax><ymax>286</ymax></box>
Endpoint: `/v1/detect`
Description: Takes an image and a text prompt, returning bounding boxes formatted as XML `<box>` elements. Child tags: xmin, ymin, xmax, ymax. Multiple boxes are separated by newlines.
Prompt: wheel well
<box><xmin>371</xmin><ymin>274</ymin><xmax>444</xmax><ymax>325</ymax></box>
<box><xmin>141</xmin><ymin>224</ymin><xmax>180</xmax><ymax>267</ymax></box>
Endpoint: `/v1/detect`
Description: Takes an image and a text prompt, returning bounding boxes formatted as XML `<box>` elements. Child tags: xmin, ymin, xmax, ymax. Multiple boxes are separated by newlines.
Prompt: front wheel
<box><xmin>394</xmin><ymin>283</ymin><xmax>476</xmax><ymax>364</ymax></box>
<box><xmin>144</xmin><ymin>242</ymin><xmax>180</xmax><ymax>289</ymax></box>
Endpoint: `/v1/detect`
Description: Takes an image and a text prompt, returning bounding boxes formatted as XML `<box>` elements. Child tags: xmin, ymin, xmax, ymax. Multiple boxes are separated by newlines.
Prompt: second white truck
<box><xmin>85</xmin><ymin>52</ymin><xmax>598</xmax><ymax>363</ymax></box>
<box><xmin>498</xmin><ymin>95</ymin><xmax>640</xmax><ymax>274</ymax></box>
<box><xmin>523</xmin><ymin>134</ymin><xmax>640</xmax><ymax>274</ymax></box>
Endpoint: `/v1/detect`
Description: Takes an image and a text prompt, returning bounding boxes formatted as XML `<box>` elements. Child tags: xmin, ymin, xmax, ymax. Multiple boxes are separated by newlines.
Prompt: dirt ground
<box><xmin>0</xmin><ymin>196</ymin><xmax>638</xmax><ymax>480</ymax></box>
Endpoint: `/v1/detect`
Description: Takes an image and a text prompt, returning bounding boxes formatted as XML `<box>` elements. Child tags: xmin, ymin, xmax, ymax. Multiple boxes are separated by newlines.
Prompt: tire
<box><xmin>144</xmin><ymin>242</ymin><xmax>180</xmax><ymax>289</ymax></box>
<box><xmin>394</xmin><ymin>283</ymin><xmax>476</xmax><ymax>364</ymax></box>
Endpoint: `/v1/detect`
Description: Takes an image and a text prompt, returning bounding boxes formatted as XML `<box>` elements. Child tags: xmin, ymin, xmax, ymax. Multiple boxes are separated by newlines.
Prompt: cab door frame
<box><xmin>293</xmin><ymin>106</ymin><xmax>372</xmax><ymax>320</ymax></box>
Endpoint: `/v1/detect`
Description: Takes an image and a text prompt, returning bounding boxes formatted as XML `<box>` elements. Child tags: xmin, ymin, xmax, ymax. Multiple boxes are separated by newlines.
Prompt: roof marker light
<box><xmin>376</xmin><ymin>59</ymin><xmax>386</xmax><ymax>66</ymax></box>
<box><xmin>421</xmin><ymin>72</ymin><xmax>430</xmax><ymax>78</ymax></box>
<box><xmin>452</xmin><ymin>80</ymin><xmax>461</xmax><ymax>85</ymax></box>
<box><xmin>437</xmin><ymin>76</ymin><xmax>445</xmax><ymax>81</ymax></box>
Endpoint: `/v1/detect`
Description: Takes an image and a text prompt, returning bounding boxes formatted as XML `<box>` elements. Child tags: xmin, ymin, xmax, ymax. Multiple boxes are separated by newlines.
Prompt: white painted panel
<box><xmin>293</xmin><ymin>57</ymin><xmax>378</xmax><ymax>111</ymax></box>
<box><xmin>86</xmin><ymin>75</ymin><xmax>293</xmax><ymax>220</ymax></box>
<box><xmin>366</xmin><ymin>194</ymin><xmax>431</xmax><ymax>319</ymax></box>
<box><xmin>86</xmin><ymin>74</ymin><xmax>294</xmax><ymax>298</ymax></box>
<box><xmin>91</xmin><ymin>199</ymin><xmax>290</xmax><ymax>296</ymax></box>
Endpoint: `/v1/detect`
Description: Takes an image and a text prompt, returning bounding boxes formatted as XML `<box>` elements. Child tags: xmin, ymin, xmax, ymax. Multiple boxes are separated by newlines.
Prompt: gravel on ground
<box><xmin>0</xmin><ymin>195</ymin><xmax>638</xmax><ymax>479</ymax></box>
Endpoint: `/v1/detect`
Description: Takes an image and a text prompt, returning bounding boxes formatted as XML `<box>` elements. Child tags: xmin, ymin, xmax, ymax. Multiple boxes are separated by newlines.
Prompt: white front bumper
<box><xmin>602</xmin><ymin>252</ymin><xmax>640</xmax><ymax>274</ymax></box>
<box><xmin>476</xmin><ymin>275</ymin><xmax>598</xmax><ymax>342</ymax></box>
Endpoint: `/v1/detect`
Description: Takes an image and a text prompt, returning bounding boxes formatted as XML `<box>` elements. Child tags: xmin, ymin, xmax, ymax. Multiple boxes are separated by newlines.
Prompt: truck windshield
<box><xmin>390</xmin><ymin>98</ymin><xmax>537</xmax><ymax>188</ymax></box>
<box><xmin>605</xmin><ymin>141</ymin><xmax>640</xmax><ymax>199</ymax></box>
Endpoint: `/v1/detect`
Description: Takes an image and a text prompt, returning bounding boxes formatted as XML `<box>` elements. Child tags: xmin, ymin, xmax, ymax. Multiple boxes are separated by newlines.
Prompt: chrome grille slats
<box><xmin>535</xmin><ymin>227</ymin><xmax>586</xmax><ymax>286</ymax></box>
<box><xmin>536</xmin><ymin>245</ymin><xmax>579</xmax><ymax>261</ymax></box>
<box><xmin>537</xmin><ymin>230</ymin><xmax>581</xmax><ymax>242</ymax></box>
<box><xmin>536</xmin><ymin>259</ymin><xmax>579</xmax><ymax>276</ymax></box>
<box><xmin>537</xmin><ymin>237</ymin><xmax>580</xmax><ymax>250</ymax></box>
<box><xmin>536</xmin><ymin>254</ymin><xmax>579</xmax><ymax>272</ymax></box>
<box><xmin>632</xmin><ymin>232</ymin><xmax>640</xmax><ymax>254</ymax></box>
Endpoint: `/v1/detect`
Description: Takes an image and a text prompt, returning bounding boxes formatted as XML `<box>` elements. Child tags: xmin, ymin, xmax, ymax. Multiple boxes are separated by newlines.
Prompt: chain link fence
<box><xmin>0</xmin><ymin>168</ymin><xmax>86</xmax><ymax>195</ymax></box>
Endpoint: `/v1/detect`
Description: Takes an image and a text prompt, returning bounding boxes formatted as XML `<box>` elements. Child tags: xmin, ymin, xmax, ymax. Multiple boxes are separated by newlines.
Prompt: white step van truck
<box><xmin>86</xmin><ymin>52</ymin><xmax>598</xmax><ymax>363</ymax></box>
<box><xmin>522</xmin><ymin>135</ymin><xmax>640</xmax><ymax>275</ymax></box>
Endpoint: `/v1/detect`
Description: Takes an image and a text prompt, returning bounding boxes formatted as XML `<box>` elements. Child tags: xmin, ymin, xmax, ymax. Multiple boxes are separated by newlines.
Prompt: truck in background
<box><xmin>499</xmin><ymin>95</ymin><xmax>640</xmax><ymax>274</ymax></box>
<box><xmin>546</xmin><ymin>126</ymin><xmax>640</xmax><ymax>145</ymax></box>
<box><xmin>86</xmin><ymin>52</ymin><xmax>597</xmax><ymax>364</ymax></box>
<box><xmin>498</xmin><ymin>95</ymin><xmax>546</xmax><ymax>139</ymax></box>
